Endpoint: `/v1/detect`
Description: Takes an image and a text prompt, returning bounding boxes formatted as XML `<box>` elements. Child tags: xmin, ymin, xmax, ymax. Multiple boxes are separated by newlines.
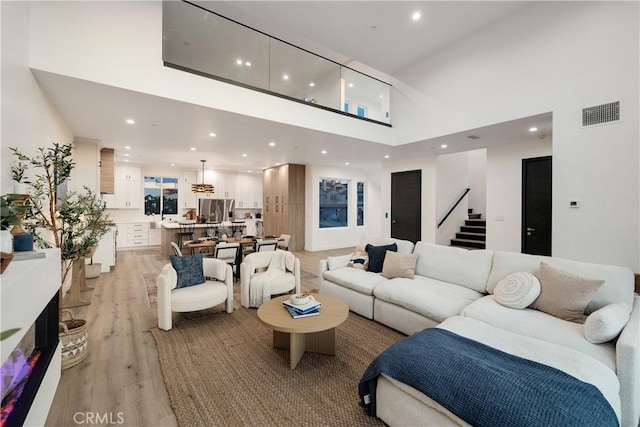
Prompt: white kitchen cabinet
<box><xmin>236</xmin><ymin>174</ymin><xmax>263</xmax><ymax>208</ymax></box>
<box><xmin>198</xmin><ymin>170</ymin><xmax>236</xmax><ymax>199</ymax></box>
<box><xmin>116</xmin><ymin>222</ymin><xmax>150</xmax><ymax>248</ymax></box>
<box><xmin>91</xmin><ymin>226</ymin><xmax>116</xmax><ymax>272</ymax></box>
<box><xmin>181</xmin><ymin>171</ymin><xmax>197</xmax><ymax>209</ymax></box>
<box><xmin>148</xmin><ymin>228</ymin><xmax>161</xmax><ymax>246</ymax></box>
<box><xmin>113</xmin><ymin>165</ymin><xmax>141</xmax><ymax>209</ymax></box>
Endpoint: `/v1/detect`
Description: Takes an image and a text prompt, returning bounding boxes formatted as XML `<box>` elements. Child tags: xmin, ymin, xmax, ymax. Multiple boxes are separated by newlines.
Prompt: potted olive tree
<box><xmin>11</xmin><ymin>142</ymin><xmax>110</xmax><ymax>369</ymax></box>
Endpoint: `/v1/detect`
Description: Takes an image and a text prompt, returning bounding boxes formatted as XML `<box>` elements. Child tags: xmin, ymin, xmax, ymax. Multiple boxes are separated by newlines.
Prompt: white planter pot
<box><xmin>0</xmin><ymin>230</ymin><xmax>14</xmax><ymax>253</ymax></box>
<box><xmin>12</xmin><ymin>182</ymin><xmax>28</xmax><ymax>195</ymax></box>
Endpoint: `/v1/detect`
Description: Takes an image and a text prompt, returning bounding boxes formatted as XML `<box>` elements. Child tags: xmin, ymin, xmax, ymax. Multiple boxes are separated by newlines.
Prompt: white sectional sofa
<box><xmin>319</xmin><ymin>238</ymin><xmax>639</xmax><ymax>427</ymax></box>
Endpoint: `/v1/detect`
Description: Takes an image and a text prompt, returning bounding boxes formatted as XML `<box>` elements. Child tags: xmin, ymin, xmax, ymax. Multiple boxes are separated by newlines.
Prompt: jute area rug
<box><xmin>150</xmin><ymin>295</ymin><xmax>404</xmax><ymax>426</ymax></box>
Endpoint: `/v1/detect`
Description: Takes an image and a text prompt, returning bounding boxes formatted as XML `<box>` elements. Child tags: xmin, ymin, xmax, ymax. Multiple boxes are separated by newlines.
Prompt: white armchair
<box><xmin>156</xmin><ymin>257</ymin><xmax>233</xmax><ymax>331</ymax></box>
<box><xmin>240</xmin><ymin>250</ymin><xmax>300</xmax><ymax>308</ymax></box>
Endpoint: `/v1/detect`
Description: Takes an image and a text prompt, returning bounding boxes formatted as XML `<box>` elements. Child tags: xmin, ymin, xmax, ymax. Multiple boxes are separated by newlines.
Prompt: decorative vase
<box><xmin>13</xmin><ymin>233</ymin><xmax>33</xmax><ymax>251</ymax></box>
<box><xmin>85</xmin><ymin>263</ymin><xmax>101</xmax><ymax>279</ymax></box>
<box><xmin>0</xmin><ymin>230</ymin><xmax>13</xmax><ymax>254</ymax></box>
<box><xmin>12</xmin><ymin>183</ymin><xmax>28</xmax><ymax>195</ymax></box>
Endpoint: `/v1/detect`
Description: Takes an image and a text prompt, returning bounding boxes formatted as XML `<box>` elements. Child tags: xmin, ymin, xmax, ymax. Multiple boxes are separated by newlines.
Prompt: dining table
<box><xmin>184</xmin><ymin>237</ymin><xmax>257</xmax><ymax>279</ymax></box>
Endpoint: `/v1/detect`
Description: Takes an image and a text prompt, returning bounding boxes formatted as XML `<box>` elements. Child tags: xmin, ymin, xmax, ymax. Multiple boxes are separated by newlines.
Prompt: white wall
<box><xmin>467</xmin><ymin>149</ymin><xmax>487</xmax><ymax>217</ymax></box>
<box><xmin>1</xmin><ymin>2</ymin><xmax>73</xmax><ymax>195</ymax></box>
<box><xmin>27</xmin><ymin>1</ymin><xmax>394</xmax><ymax>147</ymax></box>
<box><xmin>486</xmin><ymin>139</ymin><xmax>553</xmax><ymax>252</ymax></box>
<box><xmin>305</xmin><ymin>164</ymin><xmax>381</xmax><ymax>251</ymax></box>
<box><xmin>392</xmin><ymin>1</ymin><xmax>639</xmax><ymax>270</ymax></box>
<box><xmin>436</xmin><ymin>152</ymin><xmax>469</xmax><ymax>245</ymax></box>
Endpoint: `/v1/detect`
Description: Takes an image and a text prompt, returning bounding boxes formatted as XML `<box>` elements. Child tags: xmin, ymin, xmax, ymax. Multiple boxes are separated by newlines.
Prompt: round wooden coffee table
<box><xmin>257</xmin><ymin>294</ymin><xmax>349</xmax><ymax>369</ymax></box>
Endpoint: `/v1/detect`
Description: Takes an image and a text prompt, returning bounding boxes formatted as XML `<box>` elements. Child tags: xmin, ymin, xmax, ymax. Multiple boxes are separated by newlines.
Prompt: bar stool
<box><xmin>176</xmin><ymin>222</ymin><xmax>195</xmax><ymax>250</ymax></box>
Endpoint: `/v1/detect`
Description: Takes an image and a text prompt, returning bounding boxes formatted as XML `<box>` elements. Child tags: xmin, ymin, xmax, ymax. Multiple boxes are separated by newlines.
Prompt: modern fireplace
<box><xmin>1</xmin><ymin>249</ymin><xmax>62</xmax><ymax>426</ymax></box>
<box><xmin>1</xmin><ymin>293</ymin><xmax>59</xmax><ymax>427</ymax></box>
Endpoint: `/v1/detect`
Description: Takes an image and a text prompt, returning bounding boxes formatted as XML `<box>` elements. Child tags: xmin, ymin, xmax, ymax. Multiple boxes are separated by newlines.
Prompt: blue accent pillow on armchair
<box><xmin>170</xmin><ymin>253</ymin><xmax>205</xmax><ymax>288</ymax></box>
<box><xmin>365</xmin><ymin>243</ymin><xmax>398</xmax><ymax>273</ymax></box>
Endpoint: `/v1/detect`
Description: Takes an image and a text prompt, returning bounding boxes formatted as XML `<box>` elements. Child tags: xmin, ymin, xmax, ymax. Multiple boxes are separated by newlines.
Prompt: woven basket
<box><xmin>59</xmin><ymin>309</ymin><xmax>88</xmax><ymax>370</ymax></box>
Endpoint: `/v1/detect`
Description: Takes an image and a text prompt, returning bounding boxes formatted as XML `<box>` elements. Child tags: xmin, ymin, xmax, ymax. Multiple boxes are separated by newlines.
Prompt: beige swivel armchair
<box><xmin>156</xmin><ymin>257</ymin><xmax>233</xmax><ymax>331</ymax></box>
<box><xmin>240</xmin><ymin>250</ymin><xmax>300</xmax><ymax>308</ymax></box>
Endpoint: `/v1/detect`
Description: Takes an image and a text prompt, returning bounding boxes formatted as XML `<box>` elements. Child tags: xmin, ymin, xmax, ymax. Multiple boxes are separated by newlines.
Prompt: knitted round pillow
<box><xmin>494</xmin><ymin>272</ymin><xmax>541</xmax><ymax>309</ymax></box>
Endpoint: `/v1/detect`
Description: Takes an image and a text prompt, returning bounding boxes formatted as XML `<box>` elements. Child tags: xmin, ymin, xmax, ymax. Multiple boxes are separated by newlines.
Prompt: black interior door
<box><xmin>522</xmin><ymin>156</ymin><xmax>552</xmax><ymax>256</ymax></box>
<box><xmin>391</xmin><ymin>170</ymin><xmax>421</xmax><ymax>243</ymax></box>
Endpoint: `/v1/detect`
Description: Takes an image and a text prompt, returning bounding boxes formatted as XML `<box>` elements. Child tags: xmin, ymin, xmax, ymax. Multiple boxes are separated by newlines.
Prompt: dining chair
<box><xmin>214</xmin><ymin>242</ymin><xmax>241</xmax><ymax>280</ymax></box>
<box><xmin>170</xmin><ymin>242</ymin><xmax>183</xmax><ymax>257</ymax></box>
<box><xmin>256</xmin><ymin>239</ymin><xmax>278</xmax><ymax>252</ymax></box>
<box><xmin>277</xmin><ymin>234</ymin><xmax>291</xmax><ymax>251</ymax></box>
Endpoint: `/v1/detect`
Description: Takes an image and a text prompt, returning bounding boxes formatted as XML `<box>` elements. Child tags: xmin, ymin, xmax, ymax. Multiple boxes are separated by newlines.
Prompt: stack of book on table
<box><xmin>283</xmin><ymin>296</ymin><xmax>322</xmax><ymax>318</ymax></box>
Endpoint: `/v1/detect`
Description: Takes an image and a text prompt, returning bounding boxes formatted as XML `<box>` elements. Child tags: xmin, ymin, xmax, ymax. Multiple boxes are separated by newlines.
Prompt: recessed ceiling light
<box><xmin>125</xmin><ymin>119</ymin><xmax>135</xmax><ymax>125</ymax></box>
<box><xmin>269</xmin><ymin>142</ymin><xmax>275</xmax><ymax>147</ymax></box>
<box><xmin>529</xmin><ymin>127</ymin><xmax>538</xmax><ymax>132</ymax></box>
<box><xmin>242</xmin><ymin>153</ymin><xmax>248</xmax><ymax>157</ymax></box>
<box><xmin>384</xmin><ymin>155</ymin><xmax>390</xmax><ymax>159</ymax></box>
<box><xmin>309</xmin><ymin>82</ymin><xmax>315</xmax><ymax>87</ymax></box>
<box><xmin>170</xmin><ymin>163</ymin><xmax>175</xmax><ymax>166</ymax></box>
<box><xmin>124</xmin><ymin>146</ymin><xmax>131</xmax><ymax>149</ymax></box>
<box><xmin>245</xmin><ymin>61</ymin><xmax>251</xmax><ymax>67</ymax></box>
<box><xmin>248</xmin><ymin>170</ymin><xmax>252</xmax><ymax>173</ymax></box>
<box><xmin>283</xmin><ymin>74</ymin><xmax>289</xmax><ymax>80</ymax></box>
<box><xmin>209</xmin><ymin>132</ymin><xmax>216</xmax><ymax>137</ymax></box>
<box><xmin>236</xmin><ymin>59</ymin><xmax>243</xmax><ymax>65</ymax></box>
<box><xmin>321</xmin><ymin>150</ymin><xmax>327</xmax><ymax>154</ymax></box>
<box><xmin>441</xmin><ymin>144</ymin><xmax>448</xmax><ymax>148</ymax></box>
<box><xmin>190</xmin><ymin>147</ymin><xmax>196</xmax><ymax>151</ymax></box>
<box><xmin>124</xmin><ymin>153</ymin><xmax>130</xmax><ymax>157</ymax></box>
<box><xmin>348</xmin><ymin>83</ymin><xmax>354</xmax><ymax>88</ymax></box>
<box><xmin>345</xmin><ymin>162</ymin><xmax>350</xmax><ymax>166</ymax></box>
<box><xmin>412</xmin><ymin>11</ymin><xmax>421</xmax><ymax>21</ymax></box>
<box><xmin>124</xmin><ymin>159</ymin><xmax>129</xmax><ymax>162</ymax></box>
<box><xmin>276</xmin><ymin>162</ymin><xmax>281</xmax><ymax>166</ymax></box>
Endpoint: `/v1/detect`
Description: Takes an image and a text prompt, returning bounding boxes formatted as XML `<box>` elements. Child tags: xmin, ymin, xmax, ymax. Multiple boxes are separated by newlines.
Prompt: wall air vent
<box><xmin>582</xmin><ymin>101</ymin><xmax>620</xmax><ymax>127</ymax></box>
<box><xmin>467</xmin><ymin>135</ymin><xmax>480</xmax><ymax>140</ymax></box>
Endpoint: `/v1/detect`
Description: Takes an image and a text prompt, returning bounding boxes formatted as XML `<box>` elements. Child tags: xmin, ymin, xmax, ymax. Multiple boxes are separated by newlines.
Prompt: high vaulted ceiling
<box><xmin>34</xmin><ymin>1</ymin><xmax>549</xmax><ymax>173</ymax></box>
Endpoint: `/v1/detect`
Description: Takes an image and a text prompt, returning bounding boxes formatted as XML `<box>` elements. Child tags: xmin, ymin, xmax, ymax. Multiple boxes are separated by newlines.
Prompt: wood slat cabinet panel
<box><xmin>261</xmin><ymin>164</ymin><xmax>305</xmax><ymax>250</ymax></box>
<box><xmin>100</xmin><ymin>148</ymin><xmax>115</xmax><ymax>194</ymax></box>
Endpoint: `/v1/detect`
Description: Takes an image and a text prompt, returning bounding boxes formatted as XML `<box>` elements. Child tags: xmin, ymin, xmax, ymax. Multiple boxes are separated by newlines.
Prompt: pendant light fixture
<box><xmin>192</xmin><ymin>160</ymin><xmax>215</xmax><ymax>194</ymax></box>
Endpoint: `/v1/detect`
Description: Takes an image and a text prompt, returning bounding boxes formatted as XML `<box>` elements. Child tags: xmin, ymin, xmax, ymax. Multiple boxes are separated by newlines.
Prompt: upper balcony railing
<box><xmin>162</xmin><ymin>1</ymin><xmax>392</xmax><ymax>126</ymax></box>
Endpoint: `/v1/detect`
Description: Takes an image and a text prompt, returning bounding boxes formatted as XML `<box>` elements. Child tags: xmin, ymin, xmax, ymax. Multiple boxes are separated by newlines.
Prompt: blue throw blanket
<box><xmin>358</xmin><ymin>328</ymin><xmax>618</xmax><ymax>427</ymax></box>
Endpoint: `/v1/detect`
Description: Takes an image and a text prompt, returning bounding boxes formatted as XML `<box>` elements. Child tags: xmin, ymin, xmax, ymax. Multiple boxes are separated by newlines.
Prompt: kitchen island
<box><xmin>161</xmin><ymin>222</ymin><xmax>213</xmax><ymax>256</ymax></box>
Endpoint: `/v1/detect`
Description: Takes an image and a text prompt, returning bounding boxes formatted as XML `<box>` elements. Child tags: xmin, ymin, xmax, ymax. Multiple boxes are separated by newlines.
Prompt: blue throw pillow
<box><xmin>365</xmin><ymin>243</ymin><xmax>398</xmax><ymax>273</ymax></box>
<box><xmin>170</xmin><ymin>253</ymin><xmax>205</xmax><ymax>288</ymax></box>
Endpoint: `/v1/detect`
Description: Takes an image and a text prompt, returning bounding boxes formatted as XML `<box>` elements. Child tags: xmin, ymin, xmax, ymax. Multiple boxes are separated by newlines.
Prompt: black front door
<box><xmin>522</xmin><ymin>156</ymin><xmax>552</xmax><ymax>256</ymax></box>
<box><xmin>391</xmin><ymin>170</ymin><xmax>421</xmax><ymax>243</ymax></box>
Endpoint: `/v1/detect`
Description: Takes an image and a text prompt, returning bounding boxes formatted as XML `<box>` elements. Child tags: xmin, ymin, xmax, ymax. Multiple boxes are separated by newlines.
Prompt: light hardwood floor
<box><xmin>45</xmin><ymin>246</ymin><xmax>353</xmax><ymax>426</ymax></box>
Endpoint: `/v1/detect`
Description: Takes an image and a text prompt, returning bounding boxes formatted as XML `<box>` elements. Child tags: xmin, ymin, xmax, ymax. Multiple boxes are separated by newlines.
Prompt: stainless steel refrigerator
<box><xmin>198</xmin><ymin>199</ymin><xmax>235</xmax><ymax>222</ymax></box>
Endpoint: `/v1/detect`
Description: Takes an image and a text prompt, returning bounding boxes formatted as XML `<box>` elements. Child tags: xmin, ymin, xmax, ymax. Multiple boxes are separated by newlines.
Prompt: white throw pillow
<box><xmin>494</xmin><ymin>272</ymin><xmax>541</xmax><ymax>309</ymax></box>
<box><xmin>583</xmin><ymin>303</ymin><xmax>630</xmax><ymax>344</ymax></box>
<box><xmin>326</xmin><ymin>253</ymin><xmax>353</xmax><ymax>271</ymax></box>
